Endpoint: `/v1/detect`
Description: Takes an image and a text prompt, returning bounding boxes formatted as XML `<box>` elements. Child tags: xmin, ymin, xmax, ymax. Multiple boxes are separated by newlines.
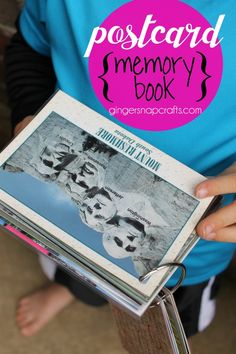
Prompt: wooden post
<box><xmin>111</xmin><ymin>303</ymin><xmax>174</xmax><ymax>354</ymax></box>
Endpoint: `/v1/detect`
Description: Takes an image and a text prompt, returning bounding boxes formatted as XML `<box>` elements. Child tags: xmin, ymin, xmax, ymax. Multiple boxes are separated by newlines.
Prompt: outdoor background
<box><xmin>0</xmin><ymin>1</ymin><xmax>235</xmax><ymax>354</ymax></box>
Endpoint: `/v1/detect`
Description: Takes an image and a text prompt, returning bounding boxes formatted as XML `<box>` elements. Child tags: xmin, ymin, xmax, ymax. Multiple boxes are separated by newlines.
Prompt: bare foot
<box><xmin>16</xmin><ymin>283</ymin><xmax>74</xmax><ymax>336</ymax></box>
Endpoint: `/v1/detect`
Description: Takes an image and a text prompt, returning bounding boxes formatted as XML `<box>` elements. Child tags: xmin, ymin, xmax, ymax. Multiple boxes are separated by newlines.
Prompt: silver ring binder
<box><xmin>139</xmin><ymin>262</ymin><xmax>186</xmax><ymax>306</ymax></box>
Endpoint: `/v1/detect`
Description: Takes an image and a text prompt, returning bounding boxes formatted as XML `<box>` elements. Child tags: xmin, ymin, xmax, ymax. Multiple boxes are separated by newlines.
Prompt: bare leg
<box><xmin>16</xmin><ymin>283</ymin><xmax>74</xmax><ymax>336</ymax></box>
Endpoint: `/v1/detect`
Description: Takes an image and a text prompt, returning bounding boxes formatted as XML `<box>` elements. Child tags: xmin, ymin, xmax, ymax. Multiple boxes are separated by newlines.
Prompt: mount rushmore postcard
<box><xmin>0</xmin><ymin>90</ymin><xmax>215</xmax><ymax>303</ymax></box>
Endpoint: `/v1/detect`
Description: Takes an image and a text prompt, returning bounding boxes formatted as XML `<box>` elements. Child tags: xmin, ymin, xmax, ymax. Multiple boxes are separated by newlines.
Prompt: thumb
<box><xmin>14</xmin><ymin>115</ymin><xmax>34</xmax><ymax>137</ymax></box>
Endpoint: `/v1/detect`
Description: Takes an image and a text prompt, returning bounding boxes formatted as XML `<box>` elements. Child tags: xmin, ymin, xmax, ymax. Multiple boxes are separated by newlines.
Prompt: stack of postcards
<box><xmin>0</xmin><ymin>91</ymin><xmax>218</xmax><ymax>316</ymax></box>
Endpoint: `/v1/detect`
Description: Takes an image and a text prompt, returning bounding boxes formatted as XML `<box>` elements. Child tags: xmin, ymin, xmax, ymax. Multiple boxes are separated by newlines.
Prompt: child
<box><xmin>4</xmin><ymin>0</ymin><xmax>236</xmax><ymax>339</ymax></box>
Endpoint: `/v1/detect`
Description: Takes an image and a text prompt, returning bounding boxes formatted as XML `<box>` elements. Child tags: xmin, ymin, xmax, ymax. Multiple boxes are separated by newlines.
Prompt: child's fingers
<box><xmin>195</xmin><ymin>173</ymin><xmax>236</xmax><ymax>198</ymax></box>
<box><xmin>196</xmin><ymin>201</ymin><xmax>236</xmax><ymax>239</ymax></box>
<box><xmin>197</xmin><ymin>224</ymin><xmax>236</xmax><ymax>243</ymax></box>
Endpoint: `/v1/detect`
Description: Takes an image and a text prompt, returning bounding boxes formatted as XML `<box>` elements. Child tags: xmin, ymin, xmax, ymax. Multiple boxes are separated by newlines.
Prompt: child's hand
<box><xmin>14</xmin><ymin>115</ymin><xmax>33</xmax><ymax>136</ymax></box>
<box><xmin>195</xmin><ymin>163</ymin><xmax>236</xmax><ymax>243</ymax></box>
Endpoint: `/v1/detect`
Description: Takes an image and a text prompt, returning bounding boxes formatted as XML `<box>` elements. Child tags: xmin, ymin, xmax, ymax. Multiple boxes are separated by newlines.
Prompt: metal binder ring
<box><xmin>139</xmin><ymin>262</ymin><xmax>186</xmax><ymax>295</ymax></box>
